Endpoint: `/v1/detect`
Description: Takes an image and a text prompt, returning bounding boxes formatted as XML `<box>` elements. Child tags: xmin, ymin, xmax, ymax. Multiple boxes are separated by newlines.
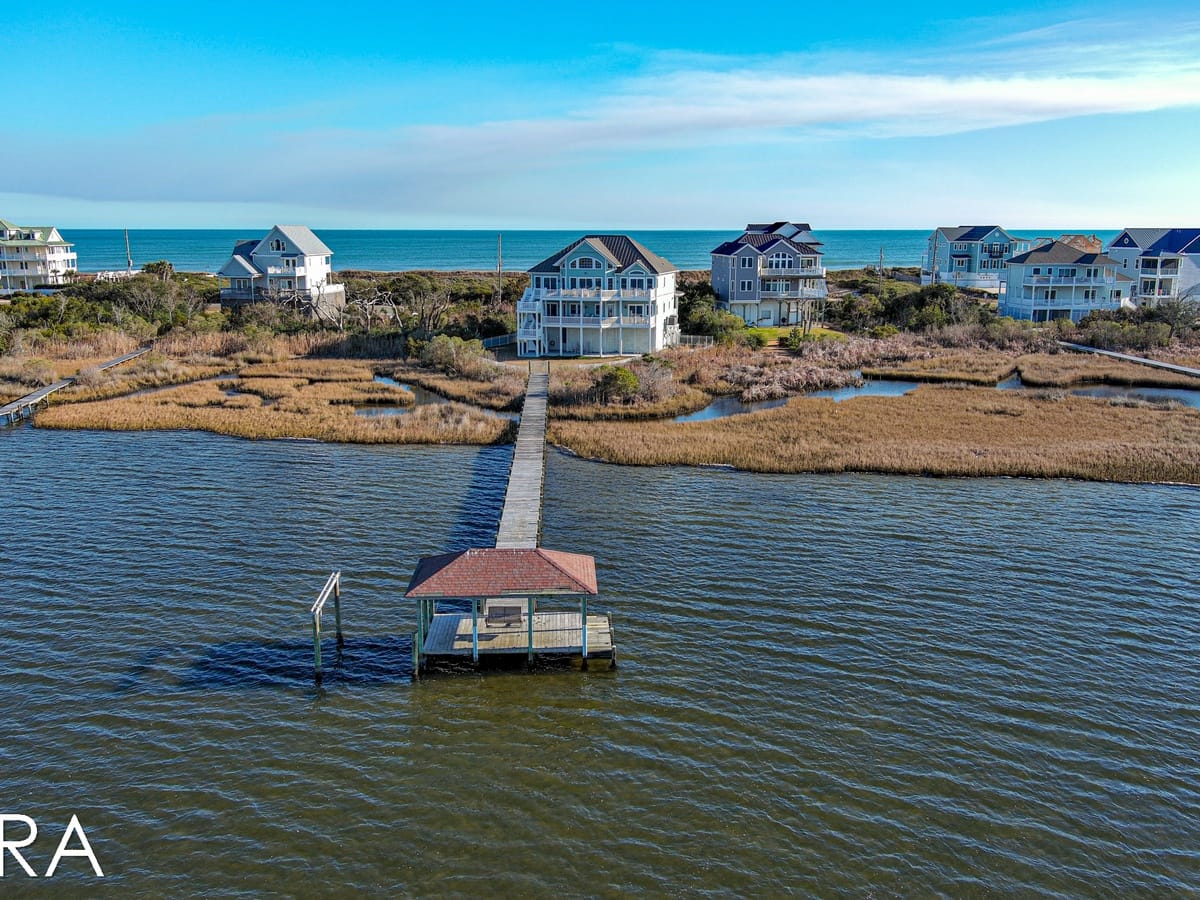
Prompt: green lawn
<box><xmin>748</xmin><ymin>325</ymin><xmax>846</xmax><ymax>344</ymax></box>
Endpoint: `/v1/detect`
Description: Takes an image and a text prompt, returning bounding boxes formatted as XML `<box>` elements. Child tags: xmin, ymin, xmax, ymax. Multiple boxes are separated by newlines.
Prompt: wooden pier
<box><xmin>406</xmin><ymin>364</ymin><xmax>616</xmax><ymax>675</ymax></box>
<box><xmin>495</xmin><ymin>366</ymin><xmax>548</xmax><ymax>548</ymax></box>
<box><xmin>0</xmin><ymin>348</ymin><xmax>150</xmax><ymax>426</ymax></box>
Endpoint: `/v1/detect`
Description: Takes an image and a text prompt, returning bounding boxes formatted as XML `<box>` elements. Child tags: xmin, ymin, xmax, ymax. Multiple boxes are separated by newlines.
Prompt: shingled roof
<box><xmin>711</xmin><ymin>233</ymin><xmax>822</xmax><ymax>257</ymax></box>
<box><xmin>936</xmin><ymin>225</ymin><xmax>1019</xmax><ymax>243</ymax></box>
<box><xmin>1007</xmin><ymin>241</ymin><xmax>1120</xmax><ymax>266</ymax></box>
<box><xmin>405</xmin><ymin>547</ymin><xmax>599</xmax><ymax>598</ymax></box>
<box><xmin>528</xmin><ymin>234</ymin><xmax>678</xmax><ymax>275</ymax></box>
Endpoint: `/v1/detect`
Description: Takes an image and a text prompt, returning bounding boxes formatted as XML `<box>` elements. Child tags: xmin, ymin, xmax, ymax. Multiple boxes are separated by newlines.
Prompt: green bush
<box><xmin>594</xmin><ymin>365</ymin><xmax>639</xmax><ymax>404</ymax></box>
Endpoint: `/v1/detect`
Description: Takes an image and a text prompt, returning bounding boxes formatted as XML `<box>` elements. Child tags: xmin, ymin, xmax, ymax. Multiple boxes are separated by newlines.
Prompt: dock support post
<box><xmin>412</xmin><ymin>630</ymin><xmax>420</xmax><ymax>681</ymax></box>
<box><xmin>312</xmin><ymin>615</ymin><xmax>323</xmax><ymax>683</ymax></box>
<box><xmin>333</xmin><ymin>574</ymin><xmax>343</xmax><ymax>647</ymax></box>
<box><xmin>527</xmin><ymin>597</ymin><xmax>535</xmax><ymax>665</ymax></box>
<box><xmin>471</xmin><ymin>598</ymin><xmax>479</xmax><ymax>663</ymax></box>
<box><xmin>580</xmin><ymin>596</ymin><xmax>588</xmax><ymax>670</ymax></box>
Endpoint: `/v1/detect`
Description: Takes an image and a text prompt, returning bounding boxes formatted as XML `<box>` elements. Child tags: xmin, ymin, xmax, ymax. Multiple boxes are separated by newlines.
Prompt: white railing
<box><xmin>267</xmin><ymin>265</ymin><xmax>307</xmax><ymax>276</ymax></box>
<box><xmin>760</xmin><ymin>288</ymin><xmax>827</xmax><ymax>299</ymax></box>
<box><xmin>758</xmin><ymin>265</ymin><xmax>826</xmax><ymax>277</ymax></box>
<box><xmin>527</xmin><ymin>287</ymin><xmax>654</xmax><ymax>300</ymax></box>
<box><xmin>1022</xmin><ymin>275</ymin><xmax>1116</xmax><ymax>286</ymax></box>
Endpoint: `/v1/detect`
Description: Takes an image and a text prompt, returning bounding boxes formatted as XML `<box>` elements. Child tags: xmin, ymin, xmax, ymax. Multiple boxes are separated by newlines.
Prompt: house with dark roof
<box><xmin>999</xmin><ymin>240</ymin><xmax>1131</xmax><ymax>323</ymax></box>
<box><xmin>0</xmin><ymin>218</ymin><xmax>76</xmax><ymax>293</ymax></box>
<box><xmin>1104</xmin><ymin>228</ymin><xmax>1200</xmax><ymax>307</ymax></box>
<box><xmin>516</xmin><ymin>235</ymin><xmax>680</xmax><ymax>357</ymax></box>
<box><xmin>216</xmin><ymin>225</ymin><xmax>345</xmax><ymax>316</ymax></box>
<box><xmin>710</xmin><ymin>222</ymin><xmax>827</xmax><ymax>327</ymax></box>
<box><xmin>921</xmin><ymin>226</ymin><xmax>1031</xmax><ymax>291</ymax></box>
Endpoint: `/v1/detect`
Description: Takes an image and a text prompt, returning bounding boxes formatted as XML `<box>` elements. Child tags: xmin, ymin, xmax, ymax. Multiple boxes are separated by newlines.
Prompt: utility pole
<box><xmin>495</xmin><ymin>233</ymin><xmax>503</xmax><ymax>306</ymax></box>
<box><xmin>878</xmin><ymin>246</ymin><xmax>884</xmax><ymax>297</ymax></box>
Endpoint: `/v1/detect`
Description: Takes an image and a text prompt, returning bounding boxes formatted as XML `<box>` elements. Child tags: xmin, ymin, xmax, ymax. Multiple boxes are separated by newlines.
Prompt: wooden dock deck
<box><xmin>494</xmin><ymin>367</ymin><xmax>549</xmax><ymax>549</ymax></box>
<box><xmin>0</xmin><ymin>347</ymin><xmax>150</xmax><ymax>426</ymax></box>
<box><xmin>423</xmin><ymin>610</ymin><xmax>615</xmax><ymax>658</ymax></box>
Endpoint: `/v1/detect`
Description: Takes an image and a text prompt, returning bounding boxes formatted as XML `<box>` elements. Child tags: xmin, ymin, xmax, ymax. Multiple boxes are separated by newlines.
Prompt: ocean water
<box><xmin>2</xmin><ymin>424</ymin><xmax>1197</xmax><ymax>894</ymax></box>
<box><xmin>57</xmin><ymin>228</ymin><xmax>1119</xmax><ymax>275</ymax></box>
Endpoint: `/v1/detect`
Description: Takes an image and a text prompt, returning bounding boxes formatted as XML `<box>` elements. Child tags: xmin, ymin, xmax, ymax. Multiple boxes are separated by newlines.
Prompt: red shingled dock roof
<box><xmin>405</xmin><ymin>547</ymin><xmax>598</xmax><ymax>598</ymax></box>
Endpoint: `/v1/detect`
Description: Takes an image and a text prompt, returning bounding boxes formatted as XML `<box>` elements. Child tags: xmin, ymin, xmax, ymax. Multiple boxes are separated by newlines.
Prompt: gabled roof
<box><xmin>0</xmin><ymin>221</ymin><xmax>70</xmax><ymax>246</ymax></box>
<box><xmin>1107</xmin><ymin>228</ymin><xmax>1170</xmax><ymax>251</ymax></box>
<box><xmin>936</xmin><ymin>225</ymin><xmax>1009</xmax><ymax>243</ymax></box>
<box><xmin>1007</xmin><ymin>241</ymin><xmax>1119</xmax><ymax>266</ymax></box>
<box><xmin>710</xmin><ymin>232</ymin><xmax>821</xmax><ymax>257</ymax></box>
<box><xmin>252</xmin><ymin>224</ymin><xmax>333</xmax><ymax>258</ymax></box>
<box><xmin>1147</xmin><ymin>228</ymin><xmax>1200</xmax><ymax>255</ymax></box>
<box><xmin>405</xmin><ymin>547</ymin><xmax>599</xmax><ymax>598</ymax></box>
<box><xmin>217</xmin><ymin>254</ymin><xmax>259</xmax><ymax>278</ymax></box>
<box><xmin>746</xmin><ymin>221</ymin><xmax>813</xmax><ymax>234</ymax></box>
<box><xmin>528</xmin><ymin>234</ymin><xmax>677</xmax><ymax>275</ymax></box>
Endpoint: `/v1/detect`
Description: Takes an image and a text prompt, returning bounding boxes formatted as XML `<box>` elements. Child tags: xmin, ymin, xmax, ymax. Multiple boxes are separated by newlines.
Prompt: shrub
<box><xmin>595</xmin><ymin>365</ymin><xmax>639</xmax><ymax>404</ymax></box>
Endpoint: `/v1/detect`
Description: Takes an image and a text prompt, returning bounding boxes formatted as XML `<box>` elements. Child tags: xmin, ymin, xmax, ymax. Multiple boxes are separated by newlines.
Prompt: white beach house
<box><xmin>710</xmin><ymin>222</ymin><xmax>827</xmax><ymax>327</ymax></box>
<box><xmin>999</xmin><ymin>240</ymin><xmax>1130</xmax><ymax>323</ymax></box>
<box><xmin>517</xmin><ymin>235</ymin><xmax>680</xmax><ymax>357</ymax></box>
<box><xmin>0</xmin><ymin>219</ymin><xmax>77</xmax><ymax>293</ymax></box>
<box><xmin>1103</xmin><ymin>228</ymin><xmax>1200</xmax><ymax>307</ymax></box>
<box><xmin>921</xmin><ymin>226</ymin><xmax>1031</xmax><ymax>291</ymax></box>
<box><xmin>216</xmin><ymin>225</ymin><xmax>345</xmax><ymax>315</ymax></box>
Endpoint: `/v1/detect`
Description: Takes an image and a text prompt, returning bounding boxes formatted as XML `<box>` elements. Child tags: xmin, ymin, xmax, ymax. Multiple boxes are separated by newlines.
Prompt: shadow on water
<box><xmin>115</xmin><ymin>634</ymin><xmax>417</xmax><ymax>692</ymax></box>
<box><xmin>442</xmin><ymin>443</ymin><xmax>511</xmax><ymax>551</ymax></box>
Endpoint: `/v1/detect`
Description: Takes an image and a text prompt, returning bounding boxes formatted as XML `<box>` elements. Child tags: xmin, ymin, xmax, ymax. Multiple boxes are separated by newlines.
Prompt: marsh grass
<box><xmin>548</xmin><ymin>384</ymin><xmax>1200</xmax><ymax>484</ymax></box>
<box><xmin>1015</xmin><ymin>353</ymin><xmax>1200</xmax><ymax>388</ymax></box>
<box><xmin>37</xmin><ymin>376</ymin><xmax>507</xmax><ymax>445</ymax></box>
<box><xmin>862</xmin><ymin>351</ymin><xmax>1018</xmax><ymax>384</ymax></box>
<box><xmin>383</xmin><ymin>362</ymin><xmax>527</xmax><ymax>410</ymax></box>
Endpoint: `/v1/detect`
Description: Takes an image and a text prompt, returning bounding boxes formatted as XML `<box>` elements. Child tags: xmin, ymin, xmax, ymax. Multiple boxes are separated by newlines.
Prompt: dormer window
<box><xmin>271</xmin><ymin>238</ymin><xmax>286</xmax><ymax>252</ymax></box>
<box><xmin>570</xmin><ymin>256</ymin><xmax>601</xmax><ymax>269</ymax></box>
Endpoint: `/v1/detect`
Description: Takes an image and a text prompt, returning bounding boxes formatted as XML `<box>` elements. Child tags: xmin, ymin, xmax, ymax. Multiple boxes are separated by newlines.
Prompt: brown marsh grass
<box><xmin>862</xmin><ymin>351</ymin><xmax>1019</xmax><ymax>384</ymax></box>
<box><xmin>383</xmin><ymin>362</ymin><xmax>527</xmax><ymax>411</ymax></box>
<box><xmin>548</xmin><ymin>384</ymin><xmax>1200</xmax><ymax>484</ymax></box>
<box><xmin>551</xmin><ymin>386</ymin><xmax>713</xmax><ymax>421</ymax></box>
<box><xmin>1015</xmin><ymin>353</ymin><xmax>1200</xmax><ymax>388</ymax></box>
<box><xmin>37</xmin><ymin>377</ymin><xmax>507</xmax><ymax>445</ymax></box>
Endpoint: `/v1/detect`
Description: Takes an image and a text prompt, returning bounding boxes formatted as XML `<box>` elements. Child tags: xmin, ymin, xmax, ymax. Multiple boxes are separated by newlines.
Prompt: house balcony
<box><xmin>517</xmin><ymin>325</ymin><xmax>542</xmax><ymax>339</ymax></box>
<box><xmin>758</xmin><ymin>265</ymin><xmax>826</xmax><ymax>277</ymax></box>
<box><xmin>517</xmin><ymin>300</ymin><xmax>541</xmax><ymax>312</ymax></box>
<box><xmin>266</xmin><ymin>265</ymin><xmax>307</xmax><ymax>276</ymax></box>
<box><xmin>1020</xmin><ymin>275</ymin><xmax>1116</xmax><ymax>286</ymax></box>
<box><xmin>529</xmin><ymin>287</ymin><xmax>654</xmax><ymax>300</ymax></box>
<box><xmin>541</xmin><ymin>315</ymin><xmax>651</xmax><ymax>327</ymax></box>
<box><xmin>760</xmin><ymin>288</ymin><xmax>827</xmax><ymax>300</ymax></box>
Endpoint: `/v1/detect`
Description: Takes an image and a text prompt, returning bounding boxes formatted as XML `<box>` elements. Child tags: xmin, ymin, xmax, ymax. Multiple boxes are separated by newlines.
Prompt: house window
<box><xmin>767</xmin><ymin>252</ymin><xmax>790</xmax><ymax>269</ymax></box>
<box><xmin>740</xmin><ymin>256</ymin><xmax>754</xmax><ymax>268</ymax></box>
<box><xmin>1084</xmin><ymin>289</ymin><xmax>1096</xmax><ymax>300</ymax></box>
<box><xmin>739</xmin><ymin>280</ymin><xmax>754</xmax><ymax>292</ymax></box>
<box><xmin>271</xmin><ymin>239</ymin><xmax>285</xmax><ymax>252</ymax></box>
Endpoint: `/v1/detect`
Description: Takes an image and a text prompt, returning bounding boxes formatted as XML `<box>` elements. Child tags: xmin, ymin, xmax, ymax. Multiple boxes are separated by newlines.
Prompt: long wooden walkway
<box><xmin>1057</xmin><ymin>342</ymin><xmax>1200</xmax><ymax>379</ymax></box>
<box><xmin>0</xmin><ymin>347</ymin><xmax>150</xmax><ymax>426</ymax></box>
<box><xmin>494</xmin><ymin>366</ymin><xmax>549</xmax><ymax>549</ymax></box>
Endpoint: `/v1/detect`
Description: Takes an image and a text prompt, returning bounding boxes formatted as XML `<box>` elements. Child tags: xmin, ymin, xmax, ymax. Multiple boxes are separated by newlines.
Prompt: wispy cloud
<box><xmin>13</xmin><ymin>21</ymin><xmax>1200</xmax><ymax>222</ymax></box>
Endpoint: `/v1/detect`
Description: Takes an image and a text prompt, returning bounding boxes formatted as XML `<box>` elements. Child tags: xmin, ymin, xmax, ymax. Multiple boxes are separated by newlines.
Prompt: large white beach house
<box><xmin>517</xmin><ymin>235</ymin><xmax>680</xmax><ymax>357</ymax></box>
<box><xmin>217</xmin><ymin>225</ymin><xmax>345</xmax><ymax>315</ymax></box>
<box><xmin>0</xmin><ymin>218</ymin><xmax>77</xmax><ymax>293</ymax></box>
<box><xmin>999</xmin><ymin>240</ymin><xmax>1129</xmax><ymax>323</ymax></box>
<box><xmin>921</xmin><ymin>226</ymin><xmax>1031</xmax><ymax>290</ymax></box>
<box><xmin>1103</xmin><ymin>228</ymin><xmax>1200</xmax><ymax>307</ymax></box>
<box><xmin>710</xmin><ymin>222</ymin><xmax>827</xmax><ymax>327</ymax></box>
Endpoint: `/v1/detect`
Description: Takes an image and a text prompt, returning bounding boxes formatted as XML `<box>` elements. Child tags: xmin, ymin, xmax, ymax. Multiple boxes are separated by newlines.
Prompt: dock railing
<box><xmin>310</xmin><ymin>571</ymin><xmax>342</xmax><ymax>682</ymax></box>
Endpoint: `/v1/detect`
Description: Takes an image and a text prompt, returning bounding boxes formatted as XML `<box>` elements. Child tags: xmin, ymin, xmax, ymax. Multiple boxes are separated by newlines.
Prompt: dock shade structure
<box><xmin>406</xmin><ymin>547</ymin><xmax>615</xmax><ymax>674</ymax></box>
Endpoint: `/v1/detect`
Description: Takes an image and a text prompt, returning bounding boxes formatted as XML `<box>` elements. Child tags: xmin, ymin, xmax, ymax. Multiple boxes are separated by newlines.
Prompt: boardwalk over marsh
<box><xmin>494</xmin><ymin>367</ymin><xmax>549</xmax><ymax>549</ymax></box>
<box><xmin>0</xmin><ymin>348</ymin><xmax>150</xmax><ymax>426</ymax></box>
<box><xmin>1057</xmin><ymin>342</ymin><xmax>1200</xmax><ymax>379</ymax></box>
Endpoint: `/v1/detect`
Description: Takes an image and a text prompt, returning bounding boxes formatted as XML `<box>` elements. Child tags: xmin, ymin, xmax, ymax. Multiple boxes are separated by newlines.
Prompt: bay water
<box><xmin>1</xmin><ymin>424</ymin><xmax>1196</xmax><ymax>894</ymax></box>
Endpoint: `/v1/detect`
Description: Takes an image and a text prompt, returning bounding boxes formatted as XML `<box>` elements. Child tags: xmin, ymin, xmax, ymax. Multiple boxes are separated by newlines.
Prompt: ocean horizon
<box><xmin>60</xmin><ymin>228</ymin><xmax>1123</xmax><ymax>275</ymax></box>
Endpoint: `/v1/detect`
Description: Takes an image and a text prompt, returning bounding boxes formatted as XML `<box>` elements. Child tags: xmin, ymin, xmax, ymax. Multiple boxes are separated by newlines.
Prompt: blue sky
<box><xmin>4</xmin><ymin>0</ymin><xmax>1199</xmax><ymax>229</ymax></box>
